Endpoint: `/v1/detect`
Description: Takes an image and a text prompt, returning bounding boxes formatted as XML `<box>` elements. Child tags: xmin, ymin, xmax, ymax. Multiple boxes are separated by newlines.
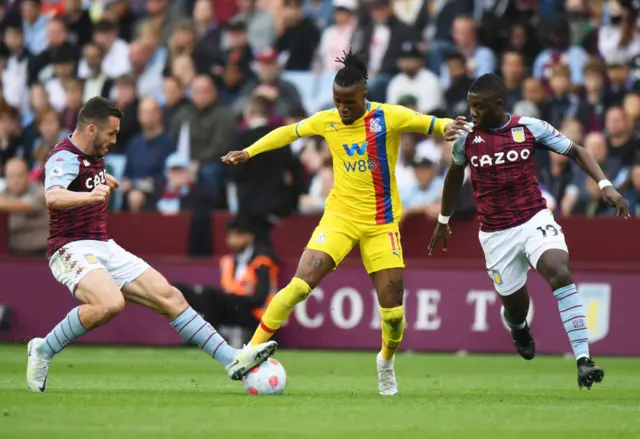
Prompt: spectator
<box><xmin>112</xmin><ymin>74</ymin><xmax>141</xmax><ymax>154</ymax></box>
<box><xmin>229</xmin><ymin>96</ymin><xmax>304</xmax><ymax>231</ymax></box>
<box><xmin>276</xmin><ymin>0</ymin><xmax>321</xmax><ymax>71</ymax></box>
<box><xmin>303</xmin><ymin>0</ymin><xmax>333</xmax><ymax>31</ymax></box>
<box><xmin>0</xmin><ymin>108</ymin><xmax>23</xmax><ymax>174</ymax></box>
<box><xmin>623</xmin><ymin>91</ymin><xmax>640</xmax><ymax>139</ymax></box>
<box><xmin>80</xmin><ymin>19</ymin><xmax>131</xmax><ymax>79</ymax></box>
<box><xmin>506</xmin><ymin>23</ymin><xmax>540</xmax><ymax>70</ymax></box>
<box><xmin>231</xmin><ymin>0</ymin><xmax>276</xmax><ymax>54</ymax></box>
<box><xmin>386</xmin><ymin>42</ymin><xmax>444</xmax><ymax>114</ymax></box>
<box><xmin>63</xmin><ymin>0</ymin><xmax>93</xmax><ymax>47</ymax></box>
<box><xmin>576</xmin><ymin>60</ymin><xmax>607</xmax><ymax>133</ymax></box>
<box><xmin>45</xmin><ymin>44</ymin><xmax>78</xmax><ymax>112</ymax></box>
<box><xmin>317</xmin><ymin>0</ymin><xmax>357</xmax><ymax>74</ymax></box>
<box><xmin>212</xmin><ymin>18</ymin><xmax>255</xmax><ymax>103</ymax></box>
<box><xmin>162</xmin><ymin>76</ymin><xmax>189</xmax><ymax>131</ymax></box>
<box><xmin>29</xmin><ymin>18</ymin><xmax>78</xmax><ymax>85</ymax></box>
<box><xmin>440</xmin><ymin>16</ymin><xmax>496</xmax><ymax>89</ymax></box>
<box><xmin>192</xmin><ymin>0</ymin><xmax>222</xmax><ymax>68</ymax></box>
<box><xmin>171</xmin><ymin>75</ymin><xmax>236</xmax><ymax>204</ymax></box>
<box><xmin>101</xmin><ymin>0</ymin><xmax>136</xmax><ymax>42</ymax></box>
<box><xmin>598</xmin><ymin>0</ymin><xmax>640</xmax><ymax>65</ymax></box>
<box><xmin>127</xmin><ymin>152</ymin><xmax>203</xmax><ymax>214</ymax></box>
<box><xmin>2</xmin><ymin>24</ymin><xmax>32</xmax><ymax>112</ymax></box>
<box><xmin>176</xmin><ymin>216</ymin><xmax>279</xmax><ymax>347</ymax></box>
<box><xmin>128</xmin><ymin>39</ymin><xmax>164</xmax><ymax>100</ymax></box>
<box><xmin>444</xmin><ymin>52</ymin><xmax>474</xmax><ymax>118</ymax></box>
<box><xmin>538</xmin><ymin>142</ymin><xmax>574</xmax><ymax>215</ymax></box>
<box><xmin>605</xmin><ymin>55</ymin><xmax>634</xmax><ymax>106</ymax></box>
<box><xmin>232</xmin><ymin>47</ymin><xmax>302</xmax><ymax>119</ymax></box>
<box><xmin>0</xmin><ymin>157</ymin><xmax>48</xmax><ymax>255</ymax></box>
<box><xmin>395</xmin><ymin>133</ymin><xmax>418</xmax><ymax>195</ymax></box>
<box><xmin>353</xmin><ymin>0</ymin><xmax>418</xmax><ymax>100</ymax></box>
<box><xmin>21</xmin><ymin>0</ymin><xmax>49</xmax><ymax>57</ymax></box>
<box><xmin>533</xmin><ymin>18</ymin><xmax>589</xmax><ymax>88</ymax></box>
<box><xmin>546</xmin><ymin>65</ymin><xmax>580</xmax><ymax>129</ymax></box>
<box><xmin>122</xmin><ymin>98</ymin><xmax>176</xmax><ymax>201</ymax></box>
<box><xmin>135</xmin><ymin>0</ymin><xmax>186</xmax><ymax>44</ymax></box>
<box><xmin>572</xmin><ymin>177</ymin><xmax>615</xmax><ymax>217</ymax></box>
<box><xmin>298</xmin><ymin>138</ymin><xmax>333</xmax><ymax>214</ymax></box>
<box><xmin>605</xmin><ymin>106</ymin><xmax>636</xmax><ymax>166</ymax></box>
<box><xmin>515</xmin><ymin>77</ymin><xmax>549</xmax><ymax>121</ymax></box>
<box><xmin>501</xmin><ymin>50</ymin><xmax>526</xmax><ymax>112</ymax></box>
<box><xmin>401</xmin><ymin>156</ymin><xmax>444</xmax><ymax>221</ymax></box>
<box><xmin>80</xmin><ymin>42</ymin><xmax>114</xmax><ymax>104</ymax></box>
<box><xmin>60</xmin><ymin>78</ymin><xmax>83</xmax><ymax>132</ymax></box>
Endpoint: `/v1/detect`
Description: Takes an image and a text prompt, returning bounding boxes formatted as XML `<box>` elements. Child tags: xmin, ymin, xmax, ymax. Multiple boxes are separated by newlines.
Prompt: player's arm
<box><xmin>44</xmin><ymin>151</ymin><xmax>110</xmax><ymax>210</ymax></box>
<box><xmin>222</xmin><ymin>114</ymin><xmax>323</xmax><ymax>164</ymax></box>
<box><xmin>522</xmin><ymin>117</ymin><xmax>630</xmax><ymax>218</ymax></box>
<box><xmin>428</xmin><ymin>135</ymin><xmax>468</xmax><ymax>254</ymax></box>
<box><xmin>391</xmin><ymin>105</ymin><xmax>471</xmax><ymax>140</ymax></box>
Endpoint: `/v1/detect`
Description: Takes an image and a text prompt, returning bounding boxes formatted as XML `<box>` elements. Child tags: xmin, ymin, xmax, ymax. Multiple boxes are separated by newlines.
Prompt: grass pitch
<box><xmin>1</xmin><ymin>345</ymin><xmax>639</xmax><ymax>439</ymax></box>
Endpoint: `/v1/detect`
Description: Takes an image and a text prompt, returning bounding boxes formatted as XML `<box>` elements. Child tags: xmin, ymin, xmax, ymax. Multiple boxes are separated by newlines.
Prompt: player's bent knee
<box><xmin>545</xmin><ymin>265</ymin><xmax>573</xmax><ymax>291</ymax></box>
<box><xmin>97</xmin><ymin>296</ymin><xmax>126</xmax><ymax>321</ymax></box>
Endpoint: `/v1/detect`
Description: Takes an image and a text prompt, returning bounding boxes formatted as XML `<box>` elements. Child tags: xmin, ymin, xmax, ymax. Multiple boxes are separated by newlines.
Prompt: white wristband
<box><xmin>598</xmin><ymin>179</ymin><xmax>612</xmax><ymax>190</ymax></box>
<box><xmin>438</xmin><ymin>214</ymin><xmax>450</xmax><ymax>224</ymax></box>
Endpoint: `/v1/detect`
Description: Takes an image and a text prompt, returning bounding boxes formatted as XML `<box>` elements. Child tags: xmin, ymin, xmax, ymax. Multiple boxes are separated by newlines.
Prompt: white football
<box><xmin>242</xmin><ymin>358</ymin><xmax>287</xmax><ymax>395</ymax></box>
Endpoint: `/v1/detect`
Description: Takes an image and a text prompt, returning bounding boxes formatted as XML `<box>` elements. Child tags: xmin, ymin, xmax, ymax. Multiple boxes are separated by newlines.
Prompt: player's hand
<box><xmin>105</xmin><ymin>173</ymin><xmax>120</xmax><ymax>190</ymax></box>
<box><xmin>221</xmin><ymin>151</ymin><xmax>250</xmax><ymax>165</ymax></box>
<box><xmin>444</xmin><ymin>116</ymin><xmax>473</xmax><ymax>142</ymax></box>
<box><xmin>89</xmin><ymin>184</ymin><xmax>111</xmax><ymax>204</ymax></box>
<box><xmin>428</xmin><ymin>221</ymin><xmax>452</xmax><ymax>255</ymax></box>
<box><xmin>601</xmin><ymin>186</ymin><xmax>630</xmax><ymax>218</ymax></box>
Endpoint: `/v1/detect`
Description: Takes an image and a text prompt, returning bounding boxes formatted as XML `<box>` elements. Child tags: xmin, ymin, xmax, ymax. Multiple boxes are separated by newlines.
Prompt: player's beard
<box><xmin>91</xmin><ymin>138</ymin><xmax>108</xmax><ymax>158</ymax></box>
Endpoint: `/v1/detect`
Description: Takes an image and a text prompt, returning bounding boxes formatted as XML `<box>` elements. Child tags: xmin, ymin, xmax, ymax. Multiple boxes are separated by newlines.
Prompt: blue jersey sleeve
<box><xmin>44</xmin><ymin>150</ymin><xmax>80</xmax><ymax>191</ymax></box>
<box><xmin>520</xmin><ymin>117</ymin><xmax>572</xmax><ymax>154</ymax></box>
<box><xmin>451</xmin><ymin>131</ymin><xmax>469</xmax><ymax>166</ymax></box>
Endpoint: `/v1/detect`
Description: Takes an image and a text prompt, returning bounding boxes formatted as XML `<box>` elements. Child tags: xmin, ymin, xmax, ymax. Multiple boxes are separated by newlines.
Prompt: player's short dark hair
<box><xmin>334</xmin><ymin>48</ymin><xmax>368</xmax><ymax>87</ymax></box>
<box><xmin>77</xmin><ymin>97</ymin><xmax>123</xmax><ymax>127</ymax></box>
<box><xmin>469</xmin><ymin>73</ymin><xmax>507</xmax><ymax>98</ymax></box>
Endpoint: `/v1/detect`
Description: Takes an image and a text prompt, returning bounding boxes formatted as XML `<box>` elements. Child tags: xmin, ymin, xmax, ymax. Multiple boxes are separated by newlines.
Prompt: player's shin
<box><xmin>380</xmin><ymin>306</ymin><xmax>406</xmax><ymax>360</ymax></box>
<box><xmin>170</xmin><ymin>306</ymin><xmax>236</xmax><ymax>367</ymax></box>
<box><xmin>250</xmin><ymin>277</ymin><xmax>312</xmax><ymax>346</ymax></box>
<box><xmin>553</xmin><ymin>284</ymin><xmax>590</xmax><ymax>360</ymax></box>
<box><xmin>38</xmin><ymin>306</ymin><xmax>89</xmax><ymax>359</ymax></box>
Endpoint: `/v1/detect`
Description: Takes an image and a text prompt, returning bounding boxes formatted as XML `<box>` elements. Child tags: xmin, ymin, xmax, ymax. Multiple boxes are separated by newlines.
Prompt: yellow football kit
<box><xmin>245</xmin><ymin>101</ymin><xmax>452</xmax><ymax>273</ymax></box>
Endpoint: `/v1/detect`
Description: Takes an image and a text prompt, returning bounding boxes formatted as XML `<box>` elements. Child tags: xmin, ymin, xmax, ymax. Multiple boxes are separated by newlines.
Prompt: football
<box><xmin>242</xmin><ymin>358</ymin><xmax>287</xmax><ymax>395</ymax></box>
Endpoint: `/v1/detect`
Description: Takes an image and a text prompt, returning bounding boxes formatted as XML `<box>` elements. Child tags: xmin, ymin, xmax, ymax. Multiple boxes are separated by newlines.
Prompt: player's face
<box><xmin>90</xmin><ymin>116</ymin><xmax>120</xmax><ymax>157</ymax></box>
<box><xmin>333</xmin><ymin>83</ymin><xmax>366</xmax><ymax>125</ymax></box>
<box><xmin>468</xmin><ymin>93</ymin><xmax>503</xmax><ymax>130</ymax></box>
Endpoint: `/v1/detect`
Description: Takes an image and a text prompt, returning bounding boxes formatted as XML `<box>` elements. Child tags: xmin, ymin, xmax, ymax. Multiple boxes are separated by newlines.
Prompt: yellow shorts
<box><xmin>306</xmin><ymin>214</ymin><xmax>404</xmax><ymax>274</ymax></box>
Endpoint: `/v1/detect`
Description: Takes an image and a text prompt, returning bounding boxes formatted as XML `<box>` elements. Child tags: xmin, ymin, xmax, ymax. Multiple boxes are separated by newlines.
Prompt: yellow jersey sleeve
<box><xmin>243</xmin><ymin>112</ymin><xmax>326</xmax><ymax>158</ymax></box>
<box><xmin>386</xmin><ymin>104</ymin><xmax>453</xmax><ymax>136</ymax></box>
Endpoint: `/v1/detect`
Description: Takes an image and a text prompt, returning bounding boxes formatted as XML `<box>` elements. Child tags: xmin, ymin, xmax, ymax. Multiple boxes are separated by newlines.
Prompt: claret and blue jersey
<box><xmin>451</xmin><ymin>115</ymin><xmax>573</xmax><ymax>231</ymax></box>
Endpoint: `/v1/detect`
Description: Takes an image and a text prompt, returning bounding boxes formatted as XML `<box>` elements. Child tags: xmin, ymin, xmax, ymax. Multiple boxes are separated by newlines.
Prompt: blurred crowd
<box><xmin>1</xmin><ymin>0</ymin><xmax>640</xmax><ymax>255</ymax></box>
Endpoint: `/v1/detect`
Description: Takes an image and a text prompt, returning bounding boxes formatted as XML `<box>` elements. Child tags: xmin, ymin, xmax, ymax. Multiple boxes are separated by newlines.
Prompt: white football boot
<box><xmin>26</xmin><ymin>338</ymin><xmax>51</xmax><ymax>393</ymax></box>
<box><xmin>227</xmin><ymin>341</ymin><xmax>278</xmax><ymax>380</ymax></box>
<box><xmin>377</xmin><ymin>351</ymin><xmax>398</xmax><ymax>396</ymax></box>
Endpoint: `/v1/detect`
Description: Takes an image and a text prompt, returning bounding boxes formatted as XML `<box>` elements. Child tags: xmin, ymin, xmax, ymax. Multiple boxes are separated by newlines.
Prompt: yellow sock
<box><xmin>380</xmin><ymin>305</ymin><xmax>405</xmax><ymax>360</ymax></box>
<box><xmin>250</xmin><ymin>277</ymin><xmax>312</xmax><ymax>346</ymax></box>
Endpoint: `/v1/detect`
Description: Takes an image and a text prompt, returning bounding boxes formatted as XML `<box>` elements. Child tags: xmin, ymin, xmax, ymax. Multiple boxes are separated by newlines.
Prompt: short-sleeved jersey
<box><xmin>451</xmin><ymin>115</ymin><xmax>571</xmax><ymax>232</ymax></box>
<box><xmin>45</xmin><ymin>136</ymin><xmax>109</xmax><ymax>258</ymax></box>
<box><xmin>295</xmin><ymin>101</ymin><xmax>444</xmax><ymax>224</ymax></box>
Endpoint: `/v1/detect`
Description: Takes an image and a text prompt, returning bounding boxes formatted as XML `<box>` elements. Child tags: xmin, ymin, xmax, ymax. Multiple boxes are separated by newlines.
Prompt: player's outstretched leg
<box><xmin>536</xmin><ymin>249</ymin><xmax>604</xmax><ymax>389</ymax></box>
<box><xmin>121</xmin><ymin>268</ymin><xmax>276</xmax><ymax>381</ymax></box>
<box><xmin>27</xmin><ymin>269</ymin><xmax>125</xmax><ymax>393</ymax></box>
<box><xmin>371</xmin><ymin>268</ymin><xmax>405</xmax><ymax>396</ymax></box>
<box><xmin>499</xmin><ymin>286</ymin><xmax>536</xmax><ymax>360</ymax></box>
<box><xmin>249</xmin><ymin>249</ymin><xmax>335</xmax><ymax>346</ymax></box>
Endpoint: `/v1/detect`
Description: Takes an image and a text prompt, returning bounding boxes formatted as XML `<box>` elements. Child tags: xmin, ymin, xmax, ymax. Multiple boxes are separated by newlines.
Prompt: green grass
<box><xmin>1</xmin><ymin>346</ymin><xmax>639</xmax><ymax>439</ymax></box>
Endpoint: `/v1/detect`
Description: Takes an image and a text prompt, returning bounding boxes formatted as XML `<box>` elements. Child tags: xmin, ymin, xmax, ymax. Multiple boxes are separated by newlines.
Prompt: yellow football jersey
<box><xmin>244</xmin><ymin>101</ymin><xmax>452</xmax><ymax>224</ymax></box>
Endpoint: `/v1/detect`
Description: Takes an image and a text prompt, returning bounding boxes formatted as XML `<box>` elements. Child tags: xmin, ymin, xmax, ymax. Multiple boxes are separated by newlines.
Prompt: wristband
<box><xmin>598</xmin><ymin>179</ymin><xmax>612</xmax><ymax>190</ymax></box>
<box><xmin>438</xmin><ymin>214</ymin><xmax>450</xmax><ymax>224</ymax></box>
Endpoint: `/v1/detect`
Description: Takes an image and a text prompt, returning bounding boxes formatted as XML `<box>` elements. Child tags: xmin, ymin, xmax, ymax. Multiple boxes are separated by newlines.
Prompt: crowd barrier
<box><xmin>0</xmin><ymin>256</ymin><xmax>636</xmax><ymax>356</ymax></box>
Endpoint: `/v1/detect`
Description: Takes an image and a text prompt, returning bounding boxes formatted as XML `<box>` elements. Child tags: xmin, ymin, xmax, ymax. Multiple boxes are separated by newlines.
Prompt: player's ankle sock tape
<box><xmin>170</xmin><ymin>306</ymin><xmax>235</xmax><ymax>366</ymax></box>
<box><xmin>261</xmin><ymin>278</ymin><xmax>312</xmax><ymax>331</ymax></box>
<box><xmin>553</xmin><ymin>284</ymin><xmax>590</xmax><ymax>360</ymax></box>
<box><xmin>40</xmin><ymin>306</ymin><xmax>87</xmax><ymax>359</ymax></box>
<box><xmin>380</xmin><ymin>306</ymin><xmax>406</xmax><ymax>350</ymax></box>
